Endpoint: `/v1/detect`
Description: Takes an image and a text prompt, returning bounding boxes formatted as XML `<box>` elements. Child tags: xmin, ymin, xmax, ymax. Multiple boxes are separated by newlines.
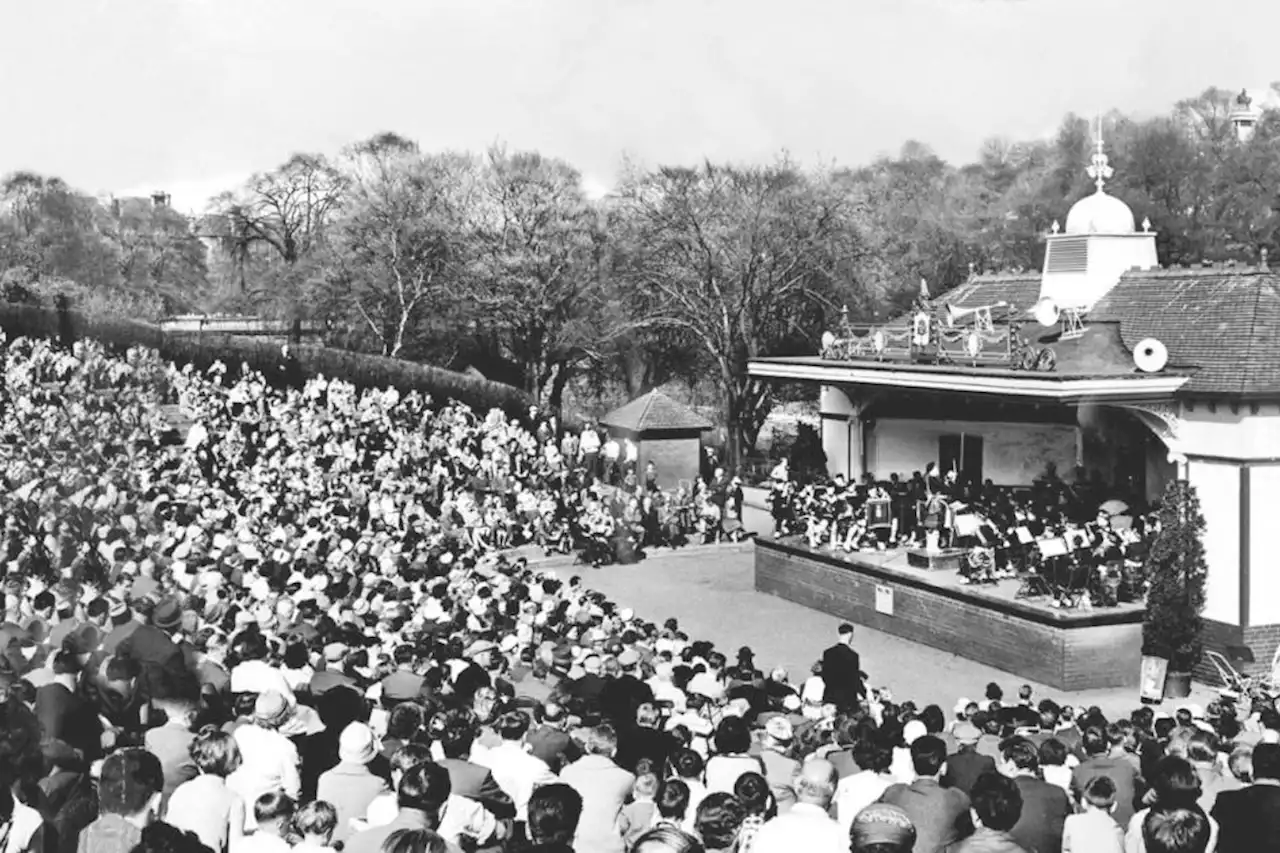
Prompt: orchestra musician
<box><xmin>774</xmin><ymin>460</ymin><xmax>1160</xmax><ymax>610</ymax></box>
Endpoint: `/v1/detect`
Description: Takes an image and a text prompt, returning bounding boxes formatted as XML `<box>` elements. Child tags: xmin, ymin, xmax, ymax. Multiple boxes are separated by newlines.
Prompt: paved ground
<box><xmin>541</xmin><ymin>541</ymin><xmax>1217</xmax><ymax>720</ymax></box>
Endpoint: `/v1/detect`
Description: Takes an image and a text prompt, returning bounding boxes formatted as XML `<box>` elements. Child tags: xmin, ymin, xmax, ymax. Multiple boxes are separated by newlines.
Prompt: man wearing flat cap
<box><xmin>453</xmin><ymin>639</ymin><xmax>496</xmax><ymax>705</ymax></box>
<box><xmin>598</xmin><ymin>648</ymin><xmax>654</xmax><ymax>728</ymax></box>
<box><xmin>943</xmin><ymin>721</ymin><xmax>997</xmax><ymax>797</ymax></box>
<box><xmin>115</xmin><ymin>596</ymin><xmax>193</xmax><ymax>700</ymax></box>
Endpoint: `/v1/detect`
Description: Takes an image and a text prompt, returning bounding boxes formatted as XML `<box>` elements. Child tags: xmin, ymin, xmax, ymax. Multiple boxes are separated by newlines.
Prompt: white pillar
<box><xmin>820</xmin><ymin>385</ymin><xmax>858</xmax><ymax>480</ymax></box>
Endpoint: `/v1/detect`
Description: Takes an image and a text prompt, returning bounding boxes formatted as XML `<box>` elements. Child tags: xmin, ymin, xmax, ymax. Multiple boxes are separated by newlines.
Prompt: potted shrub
<box><xmin>1141</xmin><ymin>479</ymin><xmax>1208</xmax><ymax>700</ymax></box>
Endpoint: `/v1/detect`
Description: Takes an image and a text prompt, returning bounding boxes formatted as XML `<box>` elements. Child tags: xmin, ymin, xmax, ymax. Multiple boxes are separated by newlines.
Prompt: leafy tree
<box><xmin>211</xmin><ymin>153</ymin><xmax>345</xmax><ymax>267</ymax></box>
<box><xmin>468</xmin><ymin>147</ymin><xmax>617</xmax><ymax>408</ymax></box>
<box><xmin>323</xmin><ymin>135</ymin><xmax>479</xmax><ymax>358</ymax></box>
<box><xmin>1142</xmin><ymin>479</ymin><xmax>1207</xmax><ymax>674</ymax></box>
<box><xmin>103</xmin><ymin>197</ymin><xmax>209</xmax><ymax>313</ymax></box>
<box><xmin>614</xmin><ymin>158</ymin><xmax>869</xmax><ymax>466</ymax></box>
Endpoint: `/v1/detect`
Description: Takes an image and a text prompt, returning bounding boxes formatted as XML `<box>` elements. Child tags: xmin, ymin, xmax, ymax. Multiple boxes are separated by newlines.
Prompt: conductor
<box><xmin>821</xmin><ymin>623</ymin><xmax>866</xmax><ymax>710</ymax></box>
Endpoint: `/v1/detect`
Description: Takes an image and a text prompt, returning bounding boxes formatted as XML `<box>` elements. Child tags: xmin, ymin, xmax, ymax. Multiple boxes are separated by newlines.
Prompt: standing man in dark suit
<box><xmin>822</xmin><ymin>623</ymin><xmax>865</xmax><ymax>711</ymax></box>
<box><xmin>1212</xmin><ymin>741</ymin><xmax>1280</xmax><ymax>852</ymax></box>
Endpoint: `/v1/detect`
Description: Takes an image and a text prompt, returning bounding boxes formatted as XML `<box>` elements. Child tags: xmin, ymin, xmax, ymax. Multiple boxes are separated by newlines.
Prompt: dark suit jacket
<box><xmin>879</xmin><ymin>777</ymin><xmax>971</xmax><ymax>853</ymax></box>
<box><xmin>1072</xmin><ymin>755</ymin><xmax>1140</xmax><ymax>828</ymax></box>
<box><xmin>440</xmin><ymin>756</ymin><xmax>516</xmax><ymax>819</ymax></box>
<box><xmin>615</xmin><ymin>724</ymin><xmax>676</xmax><ymax>775</ymax></box>
<box><xmin>1212</xmin><ymin>783</ymin><xmax>1280</xmax><ymax>853</ymax></box>
<box><xmin>115</xmin><ymin>624</ymin><xmax>191</xmax><ymax>697</ymax></box>
<box><xmin>1009</xmin><ymin>775</ymin><xmax>1072</xmax><ymax>853</ymax></box>
<box><xmin>821</xmin><ymin>643</ymin><xmax>863</xmax><ymax>709</ymax></box>
<box><xmin>943</xmin><ymin>747</ymin><xmax>997</xmax><ymax>797</ymax></box>
<box><xmin>527</xmin><ymin>725</ymin><xmax>582</xmax><ymax>774</ymax></box>
<box><xmin>36</xmin><ymin>682</ymin><xmax>103</xmax><ymax>760</ymax></box>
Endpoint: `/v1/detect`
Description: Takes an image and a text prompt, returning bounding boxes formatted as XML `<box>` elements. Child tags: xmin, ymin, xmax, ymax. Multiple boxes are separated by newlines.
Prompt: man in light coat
<box><xmin>559</xmin><ymin>724</ymin><xmax>635</xmax><ymax>853</ymax></box>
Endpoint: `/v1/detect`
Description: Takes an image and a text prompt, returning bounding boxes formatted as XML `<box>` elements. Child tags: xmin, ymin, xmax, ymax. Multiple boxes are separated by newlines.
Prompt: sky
<box><xmin>1</xmin><ymin>0</ymin><xmax>1277</xmax><ymax>213</ymax></box>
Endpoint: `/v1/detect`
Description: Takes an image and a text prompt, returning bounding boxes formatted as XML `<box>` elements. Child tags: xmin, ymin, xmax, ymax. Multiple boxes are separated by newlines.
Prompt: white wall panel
<box><xmin>869</xmin><ymin>419</ymin><xmax>1075</xmax><ymax>485</ymax></box>
<box><xmin>1250</xmin><ymin>466</ymin><xmax>1280</xmax><ymax>626</ymax></box>
<box><xmin>1189</xmin><ymin>460</ymin><xmax>1241</xmax><ymax>626</ymax></box>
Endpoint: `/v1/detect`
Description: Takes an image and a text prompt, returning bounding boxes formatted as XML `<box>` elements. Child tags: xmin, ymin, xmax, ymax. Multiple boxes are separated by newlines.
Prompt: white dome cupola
<box><xmin>1063</xmin><ymin>137</ymin><xmax>1136</xmax><ymax>235</ymax></box>
<box><xmin>1039</xmin><ymin>121</ymin><xmax>1157</xmax><ymax>310</ymax></box>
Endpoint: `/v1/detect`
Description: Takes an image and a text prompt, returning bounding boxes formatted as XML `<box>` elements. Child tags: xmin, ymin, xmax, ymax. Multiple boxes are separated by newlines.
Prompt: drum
<box><xmin>866</xmin><ymin>498</ymin><xmax>891</xmax><ymax>529</ymax></box>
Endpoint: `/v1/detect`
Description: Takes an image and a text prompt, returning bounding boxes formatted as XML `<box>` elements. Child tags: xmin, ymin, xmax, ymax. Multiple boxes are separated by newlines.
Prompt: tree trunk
<box><xmin>621</xmin><ymin>347</ymin><xmax>652</xmax><ymax>399</ymax></box>
<box><xmin>546</xmin><ymin>362</ymin><xmax>572</xmax><ymax>414</ymax></box>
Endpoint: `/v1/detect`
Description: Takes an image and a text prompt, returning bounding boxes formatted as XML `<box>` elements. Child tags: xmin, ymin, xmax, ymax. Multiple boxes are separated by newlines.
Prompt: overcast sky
<box><xmin>1</xmin><ymin>0</ymin><xmax>1276</xmax><ymax>212</ymax></box>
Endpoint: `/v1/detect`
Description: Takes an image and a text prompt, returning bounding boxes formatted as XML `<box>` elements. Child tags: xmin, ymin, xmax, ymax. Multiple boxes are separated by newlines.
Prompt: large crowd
<box><xmin>0</xmin><ymin>335</ymin><xmax>1273</xmax><ymax>853</ymax></box>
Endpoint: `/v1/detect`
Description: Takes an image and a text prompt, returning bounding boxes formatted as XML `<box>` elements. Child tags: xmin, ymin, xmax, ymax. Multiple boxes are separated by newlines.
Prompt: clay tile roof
<box><xmin>600</xmin><ymin>390</ymin><xmax>712</xmax><ymax>433</ymax></box>
<box><xmin>1092</xmin><ymin>268</ymin><xmax>1280</xmax><ymax>396</ymax></box>
<box><xmin>935</xmin><ymin>274</ymin><xmax>1043</xmax><ymax>313</ymax></box>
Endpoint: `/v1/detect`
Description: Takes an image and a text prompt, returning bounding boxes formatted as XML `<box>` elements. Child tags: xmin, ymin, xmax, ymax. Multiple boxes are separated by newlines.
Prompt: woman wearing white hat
<box><xmin>227</xmin><ymin>690</ymin><xmax>302</xmax><ymax>827</ymax></box>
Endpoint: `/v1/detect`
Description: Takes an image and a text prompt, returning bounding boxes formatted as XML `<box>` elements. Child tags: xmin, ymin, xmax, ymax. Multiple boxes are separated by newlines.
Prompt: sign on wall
<box><xmin>875</xmin><ymin>585</ymin><xmax>895</xmax><ymax>616</ymax></box>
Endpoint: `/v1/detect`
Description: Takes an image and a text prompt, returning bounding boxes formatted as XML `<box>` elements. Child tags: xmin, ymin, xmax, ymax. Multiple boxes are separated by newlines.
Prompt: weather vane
<box><xmin>1085</xmin><ymin>112</ymin><xmax>1113</xmax><ymax>193</ymax></box>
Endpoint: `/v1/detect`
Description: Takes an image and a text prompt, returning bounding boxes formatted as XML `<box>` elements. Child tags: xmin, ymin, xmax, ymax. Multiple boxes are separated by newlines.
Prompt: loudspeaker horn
<box><xmin>1032</xmin><ymin>297</ymin><xmax>1060</xmax><ymax>327</ymax></box>
<box><xmin>1134</xmin><ymin>338</ymin><xmax>1168</xmax><ymax>373</ymax></box>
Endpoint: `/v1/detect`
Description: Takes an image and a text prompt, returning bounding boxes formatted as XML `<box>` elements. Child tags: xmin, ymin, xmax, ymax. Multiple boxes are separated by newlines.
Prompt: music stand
<box><xmin>1038</xmin><ymin>538</ymin><xmax>1069</xmax><ymax>558</ymax></box>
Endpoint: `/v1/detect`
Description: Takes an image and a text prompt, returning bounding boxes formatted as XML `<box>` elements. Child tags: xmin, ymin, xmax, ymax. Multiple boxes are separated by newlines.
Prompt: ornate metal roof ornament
<box><xmin>1085</xmin><ymin>114</ymin><xmax>1114</xmax><ymax>194</ymax></box>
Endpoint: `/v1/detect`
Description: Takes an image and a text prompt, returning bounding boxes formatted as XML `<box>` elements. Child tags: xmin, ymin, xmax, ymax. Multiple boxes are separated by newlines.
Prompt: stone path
<box><xmin>539</xmin><ymin>541</ymin><xmax>1218</xmax><ymax>720</ymax></box>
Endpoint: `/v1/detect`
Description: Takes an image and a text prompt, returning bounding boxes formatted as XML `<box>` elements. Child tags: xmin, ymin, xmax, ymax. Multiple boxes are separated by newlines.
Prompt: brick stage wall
<box><xmin>756</xmin><ymin>541</ymin><xmax>1142</xmax><ymax>692</ymax></box>
<box><xmin>1197</xmin><ymin>620</ymin><xmax>1280</xmax><ymax>686</ymax></box>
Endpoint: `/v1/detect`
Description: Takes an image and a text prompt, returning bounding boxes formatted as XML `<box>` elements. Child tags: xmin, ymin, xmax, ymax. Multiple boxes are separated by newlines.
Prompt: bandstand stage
<box><xmin>749</xmin><ymin>142</ymin><xmax>1280</xmax><ymax>690</ymax></box>
<box><xmin>755</xmin><ymin>538</ymin><xmax>1143</xmax><ymax>691</ymax></box>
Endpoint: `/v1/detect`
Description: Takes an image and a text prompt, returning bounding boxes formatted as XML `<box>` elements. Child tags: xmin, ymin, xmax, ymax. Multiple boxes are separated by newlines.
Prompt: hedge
<box><xmin>0</xmin><ymin>304</ymin><xmax>533</xmax><ymax>416</ymax></box>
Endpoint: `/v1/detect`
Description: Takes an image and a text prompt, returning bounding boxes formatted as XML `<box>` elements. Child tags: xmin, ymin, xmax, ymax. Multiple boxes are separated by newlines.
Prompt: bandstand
<box><xmin>749</xmin><ymin>138</ymin><xmax>1280</xmax><ymax>691</ymax></box>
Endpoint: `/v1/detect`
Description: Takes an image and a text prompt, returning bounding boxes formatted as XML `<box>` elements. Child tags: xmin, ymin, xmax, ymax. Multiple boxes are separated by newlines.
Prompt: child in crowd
<box><xmin>653</xmin><ymin>778</ymin><xmax>692</xmax><ymax>833</ymax></box>
<box><xmin>1063</xmin><ymin>775</ymin><xmax>1124</xmax><ymax>853</ymax></box>
<box><xmin>619</xmin><ymin>772</ymin><xmax>660</xmax><ymax>847</ymax></box>
<box><xmin>237</xmin><ymin>792</ymin><xmax>296</xmax><ymax>853</ymax></box>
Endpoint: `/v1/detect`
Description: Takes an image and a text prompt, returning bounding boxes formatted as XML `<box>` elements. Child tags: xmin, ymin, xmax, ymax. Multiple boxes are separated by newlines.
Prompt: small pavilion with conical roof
<box><xmin>599</xmin><ymin>390</ymin><xmax>713</xmax><ymax>489</ymax></box>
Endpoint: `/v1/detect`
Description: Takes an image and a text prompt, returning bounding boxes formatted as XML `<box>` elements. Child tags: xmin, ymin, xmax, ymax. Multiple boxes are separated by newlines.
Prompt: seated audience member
<box><xmin>523</xmin><ymin>783</ymin><xmax>584</xmax><ymax>853</ymax></box>
<box><xmin>750</xmin><ymin>759</ymin><xmax>845</xmax><ymax>853</ymax></box>
<box><xmin>1211</xmin><ymin>741</ymin><xmax>1280</xmax><ymax>851</ymax></box>
<box><xmin>879</xmin><ymin>735</ymin><xmax>971</xmax><ymax>853</ymax></box>
<box><xmin>631</xmin><ymin>826</ymin><xmax>707</xmax><ymax>853</ymax></box>
<box><xmin>77</xmin><ymin>748</ymin><xmax>165</xmax><ymax>853</ymax></box>
<box><xmin>237</xmin><ymin>792</ymin><xmax>296</xmax><ymax>853</ymax></box>
<box><xmin>166</xmin><ymin>727</ymin><xmax>246</xmax><ymax>852</ymax></box>
<box><xmin>944</xmin><ymin>721</ymin><xmax>996</xmax><ymax>797</ymax></box>
<box><xmin>1128</xmin><ymin>756</ymin><xmax>1219</xmax><ymax>853</ymax></box>
<box><xmin>345</xmin><ymin>763</ymin><xmax>459</xmax><ymax>853</ymax></box>
<box><xmin>291</xmin><ymin>800</ymin><xmax>339</xmax><ymax>853</ymax></box>
<box><xmin>951</xmin><ymin>772</ymin><xmax>1025</xmax><ymax>853</ymax></box>
<box><xmin>1063</xmin><ymin>775</ymin><xmax>1123</xmax><ymax>853</ymax></box>
<box><xmin>849</xmin><ymin>803</ymin><xmax>917</xmax><ymax>853</ymax></box>
<box><xmin>999</xmin><ymin>736</ymin><xmax>1072</xmax><ymax>853</ymax></box>
<box><xmin>1142</xmin><ymin>808</ymin><xmax>1212</xmax><ymax>853</ymax></box>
